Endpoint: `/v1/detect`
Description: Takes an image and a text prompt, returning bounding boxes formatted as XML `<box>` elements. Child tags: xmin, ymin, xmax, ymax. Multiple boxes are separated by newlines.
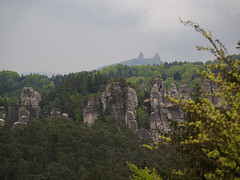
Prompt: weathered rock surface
<box><xmin>149</xmin><ymin>79</ymin><xmax>188</xmax><ymax>140</ymax></box>
<box><xmin>84</xmin><ymin>82</ymin><xmax>138</xmax><ymax>130</ymax></box>
<box><xmin>19</xmin><ymin>116</ymin><xmax>28</xmax><ymax>124</ymax></box>
<box><xmin>0</xmin><ymin>106</ymin><xmax>6</xmax><ymax>119</ymax></box>
<box><xmin>83</xmin><ymin>78</ymin><xmax>221</xmax><ymax>141</ymax></box>
<box><xmin>140</xmin><ymin>84</ymin><xmax>148</xmax><ymax>93</ymax></box>
<box><xmin>9</xmin><ymin>87</ymin><xmax>42</xmax><ymax>125</ymax></box>
<box><xmin>179</xmin><ymin>84</ymin><xmax>191</xmax><ymax>101</ymax></box>
<box><xmin>0</xmin><ymin>118</ymin><xmax>5</xmax><ymax>126</ymax></box>
<box><xmin>137</xmin><ymin>129</ymin><xmax>151</xmax><ymax>140</ymax></box>
<box><xmin>83</xmin><ymin>97</ymin><xmax>101</xmax><ymax>126</ymax></box>
<box><xmin>211</xmin><ymin>82</ymin><xmax>222</xmax><ymax>107</ymax></box>
<box><xmin>169</xmin><ymin>84</ymin><xmax>178</xmax><ymax>100</ymax></box>
<box><xmin>201</xmin><ymin>79</ymin><xmax>212</xmax><ymax>102</ymax></box>
<box><xmin>201</xmin><ymin>80</ymin><xmax>221</xmax><ymax>107</ymax></box>
<box><xmin>13</xmin><ymin>121</ymin><xmax>21</xmax><ymax>127</ymax></box>
<box><xmin>62</xmin><ymin>113</ymin><xmax>69</xmax><ymax>118</ymax></box>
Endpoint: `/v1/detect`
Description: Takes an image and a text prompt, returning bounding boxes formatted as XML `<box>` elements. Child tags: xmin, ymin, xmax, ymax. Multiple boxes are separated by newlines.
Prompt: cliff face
<box><xmin>9</xmin><ymin>87</ymin><xmax>42</xmax><ymax>126</ymax></box>
<box><xmin>149</xmin><ymin>78</ymin><xmax>187</xmax><ymax>140</ymax></box>
<box><xmin>84</xmin><ymin>82</ymin><xmax>138</xmax><ymax>130</ymax></box>
<box><xmin>83</xmin><ymin>97</ymin><xmax>102</xmax><ymax>126</ymax></box>
<box><xmin>0</xmin><ymin>106</ymin><xmax>6</xmax><ymax>125</ymax></box>
<box><xmin>82</xmin><ymin>79</ymin><xmax>191</xmax><ymax>140</ymax></box>
<box><xmin>201</xmin><ymin>79</ymin><xmax>221</xmax><ymax>107</ymax></box>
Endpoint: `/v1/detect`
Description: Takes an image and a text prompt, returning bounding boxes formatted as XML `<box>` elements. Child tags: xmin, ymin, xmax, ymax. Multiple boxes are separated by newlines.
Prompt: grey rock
<box><xmin>150</xmin><ymin>84</ymin><xmax>163</xmax><ymax>111</ymax></box>
<box><xmin>50</xmin><ymin>110</ymin><xmax>61</xmax><ymax>119</ymax></box>
<box><xmin>125</xmin><ymin>87</ymin><xmax>138</xmax><ymax>125</ymax></box>
<box><xmin>150</xmin><ymin>78</ymin><xmax>166</xmax><ymax>95</ymax></box>
<box><xmin>83</xmin><ymin>97</ymin><xmax>101</xmax><ymax>126</ymax></box>
<box><xmin>13</xmin><ymin>122</ymin><xmax>22</xmax><ymax>127</ymax></box>
<box><xmin>169</xmin><ymin>84</ymin><xmax>178</xmax><ymax>100</ymax></box>
<box><xmin>201</xmin><ymin>80</ymin><xmax>212</xmax><ymax>102</ymax></box>
<box><xmin>9</xmin><ymin>87</ymin><xmax>42</xmax><ymax>125</ymax></box>
<box><xmin>0</xmin><ymin>106</ymin><xmax>6</xmax><ymax>119</ymax></box>
<box><xmin>21</xmin><ymin>87</ymin><xmax>41</xmax><ymax>106</ymax></box>
<box><xmin>62</xmin><ymin>113</ymin><xmax>69</xmax><ymax>118</ymax></box>
<box><xmin>18</xmin><ymin>107</ymin><xmax>30</xmax><ymax>120</ymax></box>
<box><xmin>167</xmin><ymin>105</ymin><xmax>184</xmax><ymax>123</ymax></box>
<box><xmin>137</xmin><ymin>129</ymin><xmax>151</xmax><ymax>140</ymax></box>
<box><xmin>100</xmin><ymin>82</ymin><xmax>138</xmax><ymax>129</ymax></box>
<box><xmin>179</xmin><ymin>84</ymin><xmax>191</xmax><ymax>101</ymax></box>
<box><xmin>19</xmin><ymin>116</ymin><xmax>28</xmax><ymax>124</ymax></box>
<box><xmin>128</xmin><ymin>120</ymin><xmax>138</xmax><ymax>131</ymax></box>
<box><xmin>148</xmin><ymin>80</ymin><xmax>187</xmax><ymax>140</ymax></box>
<box><xmin>211</xmin><ymin>82</ymin><xmax>222</xmax><ymax>107</ymax></box>
<box><xmin>140</xmin><ymin>84</ymin><xmax>148</xmax><ymax>93</ymax></box>
<box><xmin>200</xmin><ymin>80</ymin><xmax>221</xmax><ymax>107</ymax></box>
<box><xmin>0</xmin><ymin>118</ymin><xmax>5</xmax><ymax>125</ymax></box>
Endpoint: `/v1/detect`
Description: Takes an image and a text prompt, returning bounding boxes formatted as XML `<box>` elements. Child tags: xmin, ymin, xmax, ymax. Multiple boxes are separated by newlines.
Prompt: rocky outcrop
<box><xmin>9</xmin><ymin>87</ymin><xmax>42</xmax><ymax>126</ymax></box>
<box><xmin>84</xmin><ymin>78</ymin><xmax>221</xmax><ymax>141</ymax></box>
<box><xmin>149</xmin><ymin>79</ymin><xmax>188</xmax><ymax>141</ymax></box>
<box><xmin>125</xmin><ymin>87</ymin><xmax>138</xmax><ymax>126</ymax></box>
<box><xmin>201</xmin><ymin>80</ymin><xmax>221</xmax><ymax>107</ymax></box>
<box><xmin>201</xmin><ymin>79</ymin><xmax>212</xmax><ymax>102</ymax></box>
<box><xmin>50</xmin><ymin>109</ymin><xmax>69</xmax><ymax>120</ymax></box>
<box><xmin>0</xmin><ymin>106</ymin><xmax>6</xmax><ymax>119</ymax></box>
<box><xmin>83</xmin><ymin>97</ymin><xmax>101</xmax><ymax>126</ymax></box>
<box><xmin>179</xmin><ymin>84</ymin><xmax>191</xmax><ymax>101</ymax></box>
<box><xmin>84</xmin><ymin>82</ymin><xmax>138</xmax><ymax>130</ymax></box>
<box><xmin>137</xmin><ymin>129</ymin><xmax>151</xmax><ymax>140</ymax></box>
<box><xmin>140</xmin><ymin>84</ymin><xmax>148</xmax><ymax>93</ymax></box>
<box><xmin>0</xmin><ymin>106</ymin><xmax>6</xmax><ymax>125</ymax></box>
<box><xmin>0</xmin><ymin>118</ymin><xmax>5</xmax><ymax>126</ymax></box>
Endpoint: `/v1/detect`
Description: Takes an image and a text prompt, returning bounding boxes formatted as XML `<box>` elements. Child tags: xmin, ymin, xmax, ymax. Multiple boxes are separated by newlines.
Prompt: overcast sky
<box><xmin>1</xmin><ymin>0</ymin><xmax>240</xmax><ymax>75</ymax></box>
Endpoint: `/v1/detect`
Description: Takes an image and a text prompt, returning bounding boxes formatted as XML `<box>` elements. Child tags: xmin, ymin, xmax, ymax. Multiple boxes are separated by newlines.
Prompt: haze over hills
<box><xmin>98</xmin><ymin>52</ymin><xmax>164</xmax><ymax>70</ymax></box>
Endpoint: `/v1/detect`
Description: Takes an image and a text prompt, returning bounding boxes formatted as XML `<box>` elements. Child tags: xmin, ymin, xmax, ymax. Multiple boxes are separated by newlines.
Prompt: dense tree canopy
<box><xmin>0</xmin><ymin>118</ymin><xmax>150</xmax><ymax>180</ymax></box>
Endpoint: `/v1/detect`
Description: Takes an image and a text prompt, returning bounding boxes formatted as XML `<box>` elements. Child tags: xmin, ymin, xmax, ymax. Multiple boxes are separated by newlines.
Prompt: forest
<box><xmin>1</xmin><ymin>24</ymin><xmax>240</xmax><ymax>179</ymax></box>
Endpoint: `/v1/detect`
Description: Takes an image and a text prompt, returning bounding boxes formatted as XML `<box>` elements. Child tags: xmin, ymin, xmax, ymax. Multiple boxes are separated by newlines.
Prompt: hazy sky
<box><xmin>1</xmin><ymin>0</ymin><xmax>240</xmax><ymax>75</ymax></box>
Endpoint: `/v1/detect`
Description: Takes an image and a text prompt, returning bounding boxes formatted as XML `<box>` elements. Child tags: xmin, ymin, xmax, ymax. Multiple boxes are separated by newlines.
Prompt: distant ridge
<box><xmin>98</xmin><ymin>52</ymin><xmax>163</xmax><ymax>70</ymax></box>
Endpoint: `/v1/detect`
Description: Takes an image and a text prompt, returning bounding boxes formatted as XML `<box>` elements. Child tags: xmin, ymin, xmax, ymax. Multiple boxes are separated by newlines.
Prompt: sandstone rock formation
<box><xmin>84</xmin><ymin>82</ymin><xmax>138</xmax><ymax>130</ymax></box>
<box><xmin>201</xmin><ymin>79</ymin><xmax>212</xmax><ymax>102</ymax></box>
<box><xmin>83</xmin><ymin>78</ymin><xmax>221</xmax><ymax>141</ymax></box>
<box><xmin>0</xmin><ymin>106</ymin><xmax>6</xmax><ymax>119</ymax></box>
<box><xmin>0</xmin><ymin>118</ymin><xmax>5</xmax><ymax>126</ymax></box>
<box><xmin>9</xmin><ymin>87</ymin><xmax>42</xmax><ymax>126</ymax></box>
<box><xmin>149</xmin><ymin>79</ymin><xmax>189</xmax><ymax>141</ymax></box>
<box><xmin>137</xmin><ymin>128</ymin><xmax>151</xmax><ymax>140</ymax></box>
<box><xmin>83</xmin><ymin>97</ymin><xmax>101</xmax><ymax>126</ymax></box>
<box><xmin>50</xmin><ymin>109</ymin><xmax>69</xmax><ymax>120</ymax></box>
<box><xmin>62</xmin><ymin>113</ymin><xmax>69</xmax><ymax>118</ymax></box>
<box><xmin>179</xmin><ymin>84</ymin><xmax>191</xmax><ymax>101</ymax></box>
<box><xmin>140</xmin><ymin>84</ymin><xmax>148</xmax><ymax>93</ymax></box>
<box><xmin>201</xmin><ymin>79</ymin><xmax>221</xmax><ymax>107</ymax></box>
<box><xmin>0</xmin><ymin>106</ymin><xmax>6</xmax><ymax>125</ymax></box>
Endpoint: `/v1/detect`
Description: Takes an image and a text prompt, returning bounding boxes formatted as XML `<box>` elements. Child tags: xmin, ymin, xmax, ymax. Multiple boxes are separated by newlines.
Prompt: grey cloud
<box><xmin>0</xmin><ymin>0</ymin><xmax>239</xmax><ymax>74</ymax></box>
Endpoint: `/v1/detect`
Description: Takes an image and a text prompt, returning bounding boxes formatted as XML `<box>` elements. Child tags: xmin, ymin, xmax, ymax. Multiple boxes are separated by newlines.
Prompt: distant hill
<box><xmin>98</xmin><ymin>52</ymin><xmax>164</xmax><ymax>70</ymax></box>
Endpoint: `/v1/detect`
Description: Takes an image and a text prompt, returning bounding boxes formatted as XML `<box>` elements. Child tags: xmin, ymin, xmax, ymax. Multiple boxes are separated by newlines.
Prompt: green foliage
<box><xmin>127</xmin><ymin>162</ymin><xmax>161</xmax><ymax>180</ymax></box>
<box><xmin>0</xmin><ymin>119</ymin><xmax>148</xmax><ymax>179</ymax></box>
<box><xmin>128</xmin><ymin>20</ymin><xmax>240</xmax><ymax>180</ymax></box>
<box><xmin>40</xmin><ymin>71</ymin><xmax>109</xmax><ymax>120</ymax></box>
<box><xmin>170</xmin><ymin>19</ymin><xmax>240</xmax><ymax>179</ymax></box>
<box><xmin>137</xmin><ymin>106</ymin><xmax>149</xmax><ymax>129</ymax></box>
<box><xmin>0</xmin><ymin>71</ymin><xmax>62</xmax><ymax>102</ymax></box>
<box><xmin>100</xmin><ymin>61</ymin><xmax>206</xmax><ymax>89</ymax></box>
